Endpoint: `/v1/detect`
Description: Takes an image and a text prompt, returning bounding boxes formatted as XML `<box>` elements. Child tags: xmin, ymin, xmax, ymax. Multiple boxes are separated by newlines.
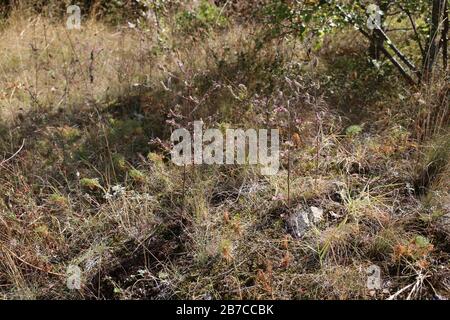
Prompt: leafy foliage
<box><xmin>175</xmin><ymin>0</ymin><xmax>227</xmax><ymax>34</ymax></box>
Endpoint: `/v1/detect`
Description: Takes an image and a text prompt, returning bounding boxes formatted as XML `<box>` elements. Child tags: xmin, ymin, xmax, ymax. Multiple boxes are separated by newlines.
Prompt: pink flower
<box><xmin>272</xmin><ymin>194</ymin><xmax>285</xmax><ymax>201</ymax></box>
<box><xmin>274</xmin><ymin>106</ymin><xmax>288</xmax><ymax>113</ymax></box>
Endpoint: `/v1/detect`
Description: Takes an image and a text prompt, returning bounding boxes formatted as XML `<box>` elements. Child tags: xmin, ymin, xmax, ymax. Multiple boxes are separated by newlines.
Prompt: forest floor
<box><xmin>0</xmin><ymin>10</ymin><xmax>449</xmax><ymax>299</ymax></box>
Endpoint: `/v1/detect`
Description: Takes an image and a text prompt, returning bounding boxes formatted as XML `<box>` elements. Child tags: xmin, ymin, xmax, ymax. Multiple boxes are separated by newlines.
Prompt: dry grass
<box><xmin>0</xmin><ymin>1</ymin><xmax>449</xmax><ymax>300</ymax></box>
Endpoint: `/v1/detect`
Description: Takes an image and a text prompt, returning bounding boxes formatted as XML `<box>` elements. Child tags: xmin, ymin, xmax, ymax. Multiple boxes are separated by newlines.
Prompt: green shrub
<box><xmin>176</xmin><ymin>0</ymin><xmax>227</xmax><ymax>34</ymax></box>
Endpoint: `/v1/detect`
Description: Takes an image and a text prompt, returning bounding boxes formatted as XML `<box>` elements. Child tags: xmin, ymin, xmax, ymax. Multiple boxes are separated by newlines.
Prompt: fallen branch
<box><xmin>387</xmin><ymin>282</ymin><xmax>415</xmax><ymax>300</ymax></box>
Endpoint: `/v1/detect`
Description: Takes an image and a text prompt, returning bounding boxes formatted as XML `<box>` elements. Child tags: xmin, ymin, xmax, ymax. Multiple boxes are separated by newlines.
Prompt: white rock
<box><xmin>309</xmin><ymin>206</ymin><xmax>324</xmax><ymax>224</ymax></box>
<box><xmin>287</xmin><ymin>206</ymin><xmax>325</xmax><ymax>238</ymax></box>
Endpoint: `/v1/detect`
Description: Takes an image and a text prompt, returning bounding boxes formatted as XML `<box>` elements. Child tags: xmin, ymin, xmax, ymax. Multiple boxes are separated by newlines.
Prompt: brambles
<box><xmin>393</xmin><ymin>235</ymin><xmax>434</xmax><ymax>265</ymax></box>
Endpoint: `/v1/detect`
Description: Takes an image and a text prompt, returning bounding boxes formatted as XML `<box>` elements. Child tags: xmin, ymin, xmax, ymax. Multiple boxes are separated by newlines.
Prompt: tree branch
<box><xmin>329</xmin><ymin>1</ymin><xmax>417</xmax><ymax>84</ymax></box>
<box><xmin>398</xmin><ymin>4</ymin><xmax>426</xmax><ymax>59</ymax></box>
<box><xmin>0</xmin><ymin>139</ymin><xmax>25</xmax><ymax>167</ymax></box>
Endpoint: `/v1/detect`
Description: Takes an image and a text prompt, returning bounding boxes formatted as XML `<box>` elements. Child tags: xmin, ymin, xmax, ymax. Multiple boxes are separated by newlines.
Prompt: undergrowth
<box><xmin>0</xmin><ymin>1</ymin><xmax>449</xmax><ymax>300</ymax></box>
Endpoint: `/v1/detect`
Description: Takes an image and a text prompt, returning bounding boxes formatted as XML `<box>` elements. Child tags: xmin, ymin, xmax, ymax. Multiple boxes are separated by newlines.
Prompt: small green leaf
<box><xmin>345</xmin><ymin>125</ymin><xmax>363</xmax><ymax>136</ymax></box>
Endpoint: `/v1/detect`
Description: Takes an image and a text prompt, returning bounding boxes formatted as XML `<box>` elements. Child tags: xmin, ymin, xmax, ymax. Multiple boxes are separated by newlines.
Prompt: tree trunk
<box><xmin>423</xmin><ymin>0</ymin><xmax>447</xmax><ymax>80</ymax></box>
<box><xmin>370</xmin><ymin>30</ymin><xmax>384</xmax><ymax>60</ymax></box>
<box><xmin>442</xmin><ymin>0</ymin><xmax>449</xmax><ymax>70</ymax></box>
